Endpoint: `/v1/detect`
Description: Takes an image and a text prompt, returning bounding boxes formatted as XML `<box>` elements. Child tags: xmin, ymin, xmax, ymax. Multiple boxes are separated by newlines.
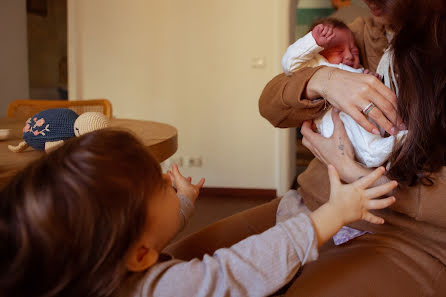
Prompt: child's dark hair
<box><xmin>309</xmin><ymin>17</ymin><xmax>349</xmax><ymax>32</ymax></box>
<box><xmin>0</xmin><ymin>129</ymin><xmax>163</xmax><ymax>297</ymax></box>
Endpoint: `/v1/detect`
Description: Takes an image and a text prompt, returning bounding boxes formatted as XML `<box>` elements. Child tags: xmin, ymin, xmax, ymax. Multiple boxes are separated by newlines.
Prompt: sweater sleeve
<box><xmin>137</xmin><ymin>213</ymin><xmax>319</xmax><ymax>297</ymax></box>
<box><xmin>177</xmin><ymin>194</ymin><xmax>194</xmax><ymax>231</ymax></box>
<box><xmin>258</xmin><ymin>66</ymin><xmax>328</xmax><ymax>128</ymax></box>
<box><xmin>282</xmin><ymin>32</ymin><xmax>324</xmax><ymax>75</ymax></box>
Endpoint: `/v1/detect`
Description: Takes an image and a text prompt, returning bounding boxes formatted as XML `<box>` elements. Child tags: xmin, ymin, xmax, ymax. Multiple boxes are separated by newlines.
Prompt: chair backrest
<box><xmin>7</xmin><ymin>99</ymin><xmax>113</xmax><ymax>120</ymax></box>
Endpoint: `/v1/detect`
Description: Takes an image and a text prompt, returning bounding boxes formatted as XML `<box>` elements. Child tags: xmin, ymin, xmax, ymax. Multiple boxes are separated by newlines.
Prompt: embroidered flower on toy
<box><xmin>23</xmin><ymin>117</ymin><xmax>50</xmax><ymax>137</ymax></box>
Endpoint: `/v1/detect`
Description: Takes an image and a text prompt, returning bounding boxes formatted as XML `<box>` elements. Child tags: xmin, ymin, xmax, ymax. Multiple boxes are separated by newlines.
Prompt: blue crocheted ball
<box><xmin>22</xmin><ymin>108</ymin><xmax>79</xmax><ymax>151</ymax></box>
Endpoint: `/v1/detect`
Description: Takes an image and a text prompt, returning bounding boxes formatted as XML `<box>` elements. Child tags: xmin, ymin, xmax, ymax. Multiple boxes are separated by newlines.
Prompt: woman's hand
<box><xmin>301</xmin><ymin>108</ymin><xmax>392</xmax><ymax>187</ymax></box>
<box><xmin>306</xmin><ymin>67</ymin><xmax>404</xmax><ymax>135</ymax></box>
<box><xmin>301</xmin><ymin>108</ymin><xmax>359</xmax><ymax>182</ymax></box>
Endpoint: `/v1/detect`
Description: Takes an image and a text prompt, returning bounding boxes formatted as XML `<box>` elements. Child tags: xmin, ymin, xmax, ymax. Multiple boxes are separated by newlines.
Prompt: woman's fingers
<box><xmin>361</xmin><ymin>86</ymin><xmax>396</xmax><ymax>134</ymax></box>
<box><xmin>327</xmin><ymin>164</ymin><xmax>341</xmax><ymax>188</ymax></box>
<box><xmin>331</xmin><ymin>108</ymin><xmax>348</xmax><ymax>136</ymax></box>
<box><xmin>366</xmin><ymin>196</ymin><xmax>396</xmax><ymax>210</ymax></box>
<box><xmin>301</xmin><ymin>121</ymin><xmax>326</xmax><ymax>161</ymax></box>
<box><xmin>364</xmin><ymin>76</ymin><xmax>402</xmax><ymax>134</ymax></box>
<box><xmin>367</xmin><ymin>105</ymin><xmax>395</xmax><ymax>135</ymax></box>
<box><xmin>354</xmin><ymin>166</ymin><xmax>386</xmax><ymax>188</ymax></box>
<box><xmin>348</xmin><ymin>108</ymin><xmax>380</xmax><ymax>134</ymax></box>
<box><xmin>369</xmin><ymin>77</ymin><xmax>401</xmax><ymax>123</ymax></box>
<box><xmin>329</xmin><ymin>71</ymin><xmax>401</xmax><ymax>135</ymax></box>
<box><xmin>301</xmin><ymin>119</ymin><xmax>312</xmax><ymax>130</ymax></box>
<box><xmin>301</xmin><ymin>120</ymin><xmax>325</xmax><ymax>143</ymax></box>
<box><xmin>365</xmin><ymin>180</ymin><xmax>398</xmax><ymax>199</ymax></box>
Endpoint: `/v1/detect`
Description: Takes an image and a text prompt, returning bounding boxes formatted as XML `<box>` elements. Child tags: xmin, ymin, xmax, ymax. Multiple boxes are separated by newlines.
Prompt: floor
<box><xmin>172</xmin><ymin>138</ymin><xmax>313</xmax><ymax>243</ymax></box>
<box><xmin>172</xmin><ymin>194</ymin><xmax>272</xmax><ymax>242</ymax></box>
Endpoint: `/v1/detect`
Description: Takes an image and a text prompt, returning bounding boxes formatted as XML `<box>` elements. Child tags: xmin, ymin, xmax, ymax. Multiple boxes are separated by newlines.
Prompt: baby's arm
<box><xmin>143</xmin><ymin>167</ymin><xmax>396</xmax><ymax>297</ymax></box>
<box><xmin>282</xmin><ymin>24</ymin><xmax>335</xmax><ymax>75</ymax></box>
<box><xmin>312</xmin><ymin>24</ymin><xmax>335</xmax><ymax>48</ymax></box>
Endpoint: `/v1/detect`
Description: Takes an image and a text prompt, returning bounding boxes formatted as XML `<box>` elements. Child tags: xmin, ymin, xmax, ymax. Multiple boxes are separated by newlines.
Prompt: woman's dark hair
<box><xmin>370</xmin><ymin>0</ymin><xmax>446</xmax><ymax>185</ymax></box>
<box><xmin>0</xmin><ymin>129</ymin><xmax>163</xmax><ymax>297</ymax></box>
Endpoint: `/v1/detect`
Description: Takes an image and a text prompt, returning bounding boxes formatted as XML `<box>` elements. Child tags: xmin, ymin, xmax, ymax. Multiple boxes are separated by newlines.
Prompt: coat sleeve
<box><xmin>258</xmin><ymin>66</ymin><xmax>327</xmax><ymax>128</ymax></box>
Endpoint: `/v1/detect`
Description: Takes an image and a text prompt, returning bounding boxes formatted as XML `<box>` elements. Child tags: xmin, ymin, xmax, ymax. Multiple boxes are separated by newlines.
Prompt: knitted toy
<box><xmin>8</xmin><ymin>108</ymin><xmax>110</xmax><ymax>153</ymax></box>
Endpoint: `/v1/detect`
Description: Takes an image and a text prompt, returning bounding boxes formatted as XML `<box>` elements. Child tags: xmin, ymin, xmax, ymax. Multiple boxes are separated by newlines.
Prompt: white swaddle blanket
<box><xmin>314</xmin><ymin>47</ymin><xmax>408</xmax><ymax>168</ymax></box>
<box><xmin>315</xmin><ymin>108</ymin><xmax>407</xmax><ymax>167</ymax></box>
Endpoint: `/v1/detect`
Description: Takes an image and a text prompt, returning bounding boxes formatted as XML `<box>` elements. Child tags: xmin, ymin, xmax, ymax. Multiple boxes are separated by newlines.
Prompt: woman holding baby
<box><xmin>258</xmin><ymin>0</ymin><xmax>446</xmax><ymax>295</ymax></box>
<box><xmin>167</xmin><ymin>0</ymin><xmax>445</xmax><ymax>295</ymax></box>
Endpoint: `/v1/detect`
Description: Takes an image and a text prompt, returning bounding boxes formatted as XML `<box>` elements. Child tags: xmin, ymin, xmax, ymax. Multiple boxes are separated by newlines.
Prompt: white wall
<box><xmin>68</xmin><ymin>0</ymin><xmax>293</xmax><ymax>192</ymax></box>
<box><xmin>0</xmin><ymin>0</ymin><xmax>29</xmax><ymax>116</ymax></box>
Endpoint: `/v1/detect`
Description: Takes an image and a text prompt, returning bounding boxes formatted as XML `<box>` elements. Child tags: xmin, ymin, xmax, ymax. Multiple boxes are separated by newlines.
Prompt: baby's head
<box><xmin>0</xmin><ymin>129</ymin><xmax>180</xmax><ymax>296</ymax></box>
<box><xmin>311</xmin><ymin>18</ymin><xmax>360</xmax><ymax>69</ymax></box>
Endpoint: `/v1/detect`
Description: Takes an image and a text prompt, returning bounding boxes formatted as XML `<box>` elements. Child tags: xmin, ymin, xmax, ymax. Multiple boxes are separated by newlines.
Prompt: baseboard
<box><xmin>200</xmin><ymin>187</ymin><xmax>276</xmax><ymax>199</ymax></box>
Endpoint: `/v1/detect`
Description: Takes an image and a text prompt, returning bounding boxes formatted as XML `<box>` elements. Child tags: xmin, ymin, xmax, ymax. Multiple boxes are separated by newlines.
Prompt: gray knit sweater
<box><xmin>132</xmin><ymin>190</ymin><xmax>318</xmax><ymax>297</ymax></box>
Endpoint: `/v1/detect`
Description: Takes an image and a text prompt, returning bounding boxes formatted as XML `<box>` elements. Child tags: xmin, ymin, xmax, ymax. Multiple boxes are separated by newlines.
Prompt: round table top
<box><xmin>0</xmin><ymin>117</ymin><xmax>177</xmax><ymax>189</ymax></box>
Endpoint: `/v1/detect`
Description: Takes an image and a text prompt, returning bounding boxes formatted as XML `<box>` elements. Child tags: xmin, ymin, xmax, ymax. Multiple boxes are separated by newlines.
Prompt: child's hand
<box><xmin>327</xmin><ymin>165</ymin><xmax>397</xmax><ymax>226</ymax></box>
<box><xmin>312</xmin><ymin>24</ymin><xmax>335</xmax><ymax>48</ymax></box>
<box><xmin>363</xmin><ymin>69</ymin><xmax>383</xmax><ymax>80</ymax></box>
<box><xmin>167</xmin><ymin>164</ymin><xmax>205</xmax><ymax>203</ymax></box>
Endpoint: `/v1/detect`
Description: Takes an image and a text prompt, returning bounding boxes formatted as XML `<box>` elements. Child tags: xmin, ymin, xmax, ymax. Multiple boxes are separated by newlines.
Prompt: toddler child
<box><xmin>282</xmin><ymin>17</ymin><xmax>407</xmax><ymax>168</ymax></box>
<box><xmin>0</xmin><ymin>129</ymin><xmax>396</xmax><ymax>297</ymax></box>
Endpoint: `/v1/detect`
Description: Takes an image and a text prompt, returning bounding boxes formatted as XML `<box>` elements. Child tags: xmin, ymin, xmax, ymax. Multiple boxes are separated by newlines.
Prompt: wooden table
<box><xmin>0</xmin><ymin>117</ymin><xmax>177</xmax><ymax>189</ymax></box>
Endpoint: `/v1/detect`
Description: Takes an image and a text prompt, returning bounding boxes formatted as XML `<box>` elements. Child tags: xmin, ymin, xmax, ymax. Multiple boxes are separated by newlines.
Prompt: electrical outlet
<box><xmin>164</xmin><ymin>156</ymin><xmax>184</xmax><ymax>168</ymax></box>
<box><xmin>185</xmin><ymin>156</ymin><xmax>203</xmax><ymax>168</ymax></box>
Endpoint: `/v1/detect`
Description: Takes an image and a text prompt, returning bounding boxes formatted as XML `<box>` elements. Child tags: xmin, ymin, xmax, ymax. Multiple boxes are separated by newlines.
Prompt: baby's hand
<box><xmin>167</xmin><ymin>164</ymin><xmax>205</xmax><ymax>203</ymax></box>
<box><xmin>327</xmin><ymin>165</ymin><xmax>397</xmax><ymax>226</ymax></box>
<box><xmin>312</xmin><ymin>24</ymin><xmax>335</xmax><ymax>48</ymax></box>
<box><xmin>363</xmin><ymin>69</ymin><xmax>383</xmax><ymax>80</ymax></box>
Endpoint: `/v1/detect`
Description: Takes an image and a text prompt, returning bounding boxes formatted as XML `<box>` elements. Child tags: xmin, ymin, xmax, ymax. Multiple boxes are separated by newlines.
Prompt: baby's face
<box><xmin>320</xmin><ymin>28</ymin><xmax>360</xmax><ymax>69</ymax></box>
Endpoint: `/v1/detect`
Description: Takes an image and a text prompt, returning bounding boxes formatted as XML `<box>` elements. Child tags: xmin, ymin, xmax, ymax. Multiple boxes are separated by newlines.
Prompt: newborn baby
<box><xmin>282</xmin><ymin>18</ymin><xmax>364</xmax><ymax>75</ymax></box>
<box><xmin>282</xmin><ymin>18</ymin><xmax>406</xmax><ymax>167</ymax></box>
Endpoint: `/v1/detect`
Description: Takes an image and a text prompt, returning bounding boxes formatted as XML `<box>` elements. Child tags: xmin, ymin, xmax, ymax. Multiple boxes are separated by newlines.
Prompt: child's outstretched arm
<box><xmin>310</xmin><ymin>165</ymin><xmax>396</xmax><ymax>247</ymax></box>
<box><xmin>167</xmin><ymin>164</ymin><xmax>205</xmax><ymax>203</ymax></box>
<box><xmin>143</xmin><ymin>167</ymin><xmax>396</xmax><ymax>297</ymax></box>
<box><xmin>167</xmin><ymin>164</ymin><xmax>205</xmax><ymax>231</ymax></box>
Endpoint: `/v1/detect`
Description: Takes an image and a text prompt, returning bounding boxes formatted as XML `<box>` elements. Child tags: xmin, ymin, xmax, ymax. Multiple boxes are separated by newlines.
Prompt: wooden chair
<box><xmin>7</xmin><ymin>99</ymin><xmax>113</xmax><ymax>120</ymax></box>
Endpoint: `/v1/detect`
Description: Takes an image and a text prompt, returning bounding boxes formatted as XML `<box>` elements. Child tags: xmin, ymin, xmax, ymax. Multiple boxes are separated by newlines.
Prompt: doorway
<box><xmin>27</xmin><ymin>0</ymin><xmax>67</xmax><ymax>100</ymax></box>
